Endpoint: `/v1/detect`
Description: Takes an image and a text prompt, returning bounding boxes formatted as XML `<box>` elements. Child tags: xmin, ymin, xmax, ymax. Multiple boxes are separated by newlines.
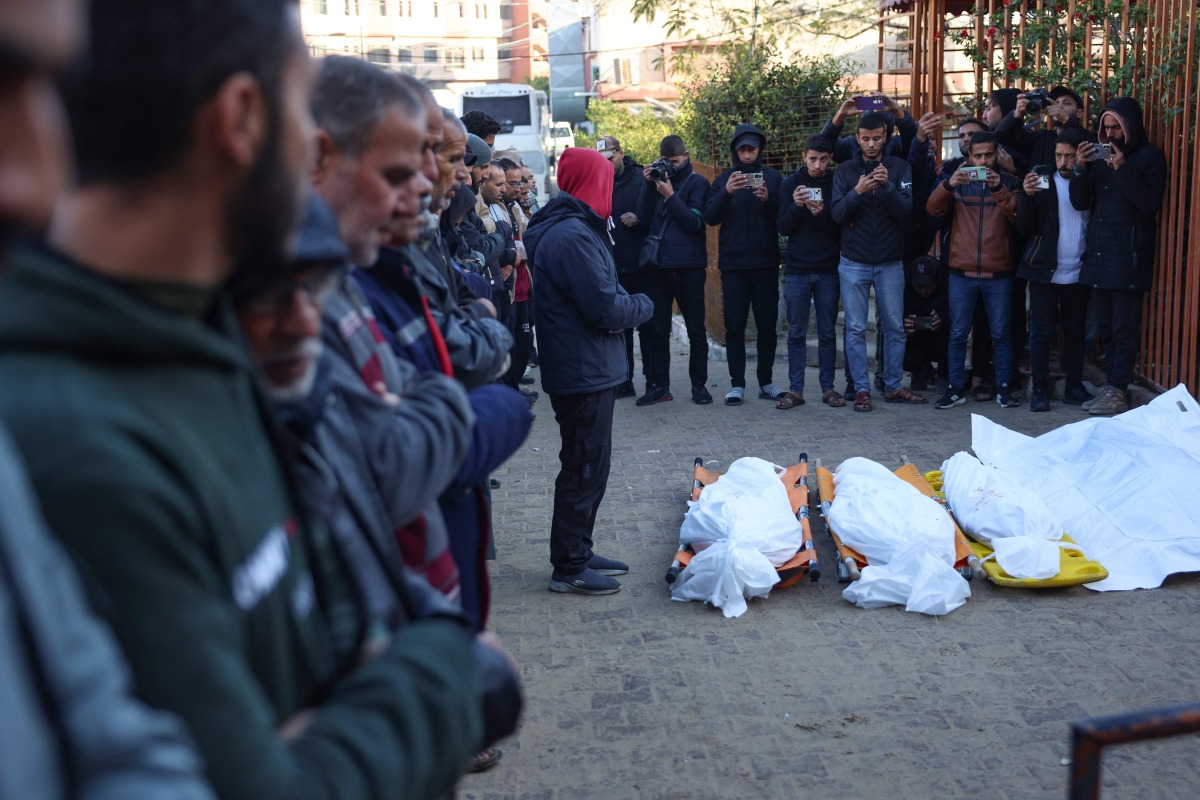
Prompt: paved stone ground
<box><xmin>463</xmin><ymin>342</ymin><xmax>1200</xmax><ymax>800</ymax></box>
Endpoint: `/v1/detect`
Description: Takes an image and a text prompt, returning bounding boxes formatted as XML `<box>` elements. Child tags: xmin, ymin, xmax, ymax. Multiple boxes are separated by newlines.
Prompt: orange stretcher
<box><xmin>814</xmin><ymin>460</ymin><xmax>985</xmax><ymax>583</ymax></box>
<box><xmin>664</xmin><ymin>454</ymin><xmax>820</xmax><ymax>587</ymax></box>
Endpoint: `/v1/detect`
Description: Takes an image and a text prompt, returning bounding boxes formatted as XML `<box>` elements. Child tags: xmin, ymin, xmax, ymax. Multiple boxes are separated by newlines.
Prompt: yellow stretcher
<box><xmin>815</xmin><ymin>461</ymin><xmax>984</xmax><ymax>583</ymax></box>
<box><xmin>665</xmin><ymin>454</ymin><xmax>820</xmax><ymax>587</ymax></box>
<box><xmin>921</xmin><ymin>470</ymin><xmax>1108</xmax><ymax>589</ymax></box>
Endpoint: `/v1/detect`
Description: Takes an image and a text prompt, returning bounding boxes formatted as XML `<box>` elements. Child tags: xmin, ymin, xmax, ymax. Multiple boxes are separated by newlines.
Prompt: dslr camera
<box><xmin>648</xmin><ymin>158</ymin><xmax>677</xmax><ymax>181</ymax></box>
<box><xmin>1023</xmin><ymin>88</ymin><xmax>1053</xmax><ymax>115</ymax></box>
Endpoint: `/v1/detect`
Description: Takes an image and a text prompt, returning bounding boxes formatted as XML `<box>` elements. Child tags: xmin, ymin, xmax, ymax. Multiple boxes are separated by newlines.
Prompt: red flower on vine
<box><xmin>1054</xmin><ymin>4</ymin><xmax>1063</xmax><ymax>12</ymax></box>
<box><xmin>1007</xmin><ymin>60</ymin><xmax>1018</xmax><ymax>71</ymax></box>
<box><xmin>1074</xmin><ymin>11</ymin><xmax>1083</xmax><ymax>20</ymax></box>
<box><xmin>987</xmin><ymin>26</ymin><xmax>997</xmax><ymax>38</ymax></box>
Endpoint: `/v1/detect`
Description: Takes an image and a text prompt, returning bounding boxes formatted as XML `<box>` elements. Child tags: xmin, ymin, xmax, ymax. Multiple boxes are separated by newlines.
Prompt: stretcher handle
<box><xmin>665</xmin><ymin>561</ymin><xmax>682</xmax><ymax>584</ymax></box>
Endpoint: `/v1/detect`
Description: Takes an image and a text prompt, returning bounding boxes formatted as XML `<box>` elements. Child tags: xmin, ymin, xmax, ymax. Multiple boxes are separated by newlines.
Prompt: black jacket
<box><xmin>777</xmin><ymin>166</ymin><xmax>839</xmax><ymax>274</ymax></box>
<box><xmin>611</xmin><ymin>155</ymin><xmax>648</xmax><ymax>273</ymax></box>
<box><xmin>995</xmin><ymin>111</ymin><xmax>1095</xmax><ymax>169</ymax></box>
<box><xmin>525</xmin><ymin>192</ymin><xmax>654</xmax><ymax>394</ymax></box>
<box><xmin>1015</xmin><ymin>173</ymin><xmax>1088</xmax><ymax>284</ymax></box>
<box><xmin>831</xmin><ymin>151</ymin><xmax>912</xmax><ymax>265</ymax></box>
<box><xmin>1069</xmin><ymin>97</ymin><xmax>1167</xmax><ymax>292</ymax></box>
<box><xmin>819</xmin><ymin>112</ymin><xmax>917</xmax><ymax>163</ymax></box>
<box><xmin>635</xmin><ymin>158</ymin><xmax>709</xmax><ymax>268</ymax></box>
<box><xmin>702</xmin><ymin>124</ymin><xmax>782</xmax><ymax>271</ymax></box>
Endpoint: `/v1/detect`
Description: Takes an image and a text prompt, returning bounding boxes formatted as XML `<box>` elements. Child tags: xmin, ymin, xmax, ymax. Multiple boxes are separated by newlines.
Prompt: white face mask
<box><xmin>982</xmin><ymin>537</ymin><xmax>1088</xmax><ymax>580</ymax></box>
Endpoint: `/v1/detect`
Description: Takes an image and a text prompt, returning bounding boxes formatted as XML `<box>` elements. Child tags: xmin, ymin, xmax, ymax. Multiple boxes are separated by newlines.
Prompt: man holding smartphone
<box><xmin>1016</xmin><ymin>129</ymin><xmax>1093</xmax><ymax>412</ymax></box>
<box><xmin>1069</xmin><ymin>98</ymin><xmax>1167</xmax><ymax>416</ymax></box>
<box><xmin>926</xmin><ymin>131</ymin><xmax>1022</xmax><ymax>410</ymax></box>
<box><xmin>703</xmin><ymin>124</ymin><xmax>784</xmax><ymax>405</ymax></box>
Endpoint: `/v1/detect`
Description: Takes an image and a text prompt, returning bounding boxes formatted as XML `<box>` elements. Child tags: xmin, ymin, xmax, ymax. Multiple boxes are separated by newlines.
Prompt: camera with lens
<box><xmin>648</xmin><ymin>158</ymin><xmax>676</xmax><ymax>182</ymax></box>
<box><xmin>1024</xmin><ymin>88</ymin><xmax>1053</xmax><ymax>115</ymax></box>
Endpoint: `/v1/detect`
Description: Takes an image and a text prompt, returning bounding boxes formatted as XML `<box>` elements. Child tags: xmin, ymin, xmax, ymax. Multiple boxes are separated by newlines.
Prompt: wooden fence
<box><xmin>879</xmin><ymin>0</ymin><xmax>1200</xmax><ymax>394</ymax></box>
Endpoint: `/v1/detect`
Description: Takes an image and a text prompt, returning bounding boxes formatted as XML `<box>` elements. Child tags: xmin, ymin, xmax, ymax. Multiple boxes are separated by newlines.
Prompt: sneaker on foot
<box><xmin>692</xmin><ymin>384</ymin><xmax>713</xmax><ymax>404</ymax></box>
<box><xmin>934</xmin><ymin>388</ymin><xmax>967</xmax><ymax>410</ymax></box>
<box><xmin>587</xmin><ymin>554</ymin><xmax>629</xmax><ymax>576</ymax></box>
<box><xmin>995</xmin><ymin>384</ymin><xmax>1020</xmax><ymax>408</ymax></box>
<box><xmin>636</xmin><ymin>385</ymin><xmax>672</xmax><ymax>406</ymax></box>
<box><xmin>548</xmin><ymin>567</ymin><xmax>621</xmax><ymax>595</ymax></box>
<box><xmin>1063</xmin><ymin>384</ymin><xmax>1096</xmax><ymax>406</ymax></box>
<box><xmin>1081</xmin><ymin>385</ymin><xmax>1110</xmax><ymax>411</ymax></box>
<box><xmin>1088</xmin><ymin>386</ymin><xmax>1128</xmax><ymax>416</ymax></box>
<box><xmin>615</xmin><ymin>381</ymin><xmax>636</xmax><ymax>398</ymax></box>
<box><xmin>724</xmin><ymin>387</ymin><xmax>744</xmax><ymax>406</ymax></box>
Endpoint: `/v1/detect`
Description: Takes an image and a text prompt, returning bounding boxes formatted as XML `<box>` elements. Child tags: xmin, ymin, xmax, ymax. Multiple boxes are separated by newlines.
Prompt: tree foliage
<box><xmin>677</xmin><ymin>43</ymin><xmax>857</xmax><ymax>172</ymax></box>
<box><xmin>579</xmin><ymin>99</ymin><xmax>674</xmax><ymax>165</ymax></box>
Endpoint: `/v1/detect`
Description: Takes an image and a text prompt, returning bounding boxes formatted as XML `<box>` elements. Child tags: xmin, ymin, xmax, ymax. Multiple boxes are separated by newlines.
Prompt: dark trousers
<box><xmin>1093</xmin><ymin>288</ymin><xmax>1144</xmax><ymax>391</ymax></box>
<box><xmin>618</xmin><ymin>271</ymin><xmax>656</xmax><ymax>387</ymax></box>
<box><xmin>549</xmin><ymin>387</ymin><xmax>617</xmax><ymax>574</ymax></box>
<box><xmin>721</xmin><ymin>268</ymin><xmax>779</xmax><ymax>389</ymax></box>
<box><xmin>646</xmin><ymin>266</ymin><xmax>707</xmax><ymax>388</ymax></box>
<box><xmin>1028</xmin><ymin>281</ymin><xmax>1089</xmax><ymax>389</ymax></box>
<box><xmin>501</xmin><ymin>299</ymin><xmax>532</xmax><ymax>389</ymax></box>
<box><xmin>903</xmin><ymin>329</ymin><xmax>949</xmax><ymax>378</ymax></box>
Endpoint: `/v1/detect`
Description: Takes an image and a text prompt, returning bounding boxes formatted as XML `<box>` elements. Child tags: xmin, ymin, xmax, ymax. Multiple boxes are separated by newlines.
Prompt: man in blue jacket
<box><xmin>704</xmin><ymin>124</ymin><xmax>785</xmax><ymax>405</ymax></box>
<box><xmin>832</xmin><ymin>112</ymin><xmax>924</xmax><ymax>411</ymax></box>
<box><xmin>635</xmin><ymin>135</ymin><xmax>712</xmax><ymax>405</ymax></box>
<box><xmin>526</xmin><ymin>147</ymin><xmax>654</xmax><ymax>595</ymax></box>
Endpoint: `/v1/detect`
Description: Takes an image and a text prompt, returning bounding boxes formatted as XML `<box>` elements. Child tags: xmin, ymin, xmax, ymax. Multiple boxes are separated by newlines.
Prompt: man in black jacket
<box><xmin>1070</xmin><ymin>98</ymin><xmax>1167</xmax><ymax>416</ymax></box>
<box><xmin>1016</xmin><ymin>129</ymin><xmax>1093</xmax><ymax>412</ymax></box>
<box><xmin>598</xmin><ymin>136</ymin><xmax>651</xmax><ymax>398</ymax></box>
<box><xmin>831</xmin><ymin>112</ymin><xmax>923</xmax><ymax>411</ymax></box>
<box><xmin>525</xmin><ymin>148</ymin><xmax>653</xmax><ymax>595</ymax></box>
<box><xmin>778</xmin><ymin>135</ymin><xmax>842</xmax><ymax>408</ymax></box>
<box><xmin>996</xmin><ymin>85</ymin><xmax>1094</xmax><ymax>169</ymax></box>
<box><xmin>635</xmin><ymin>135</ymin><xmax>712</xmax><ymax>405</ymax></box>
<box><xmin>704</xmin><ymin>124</ymin><xmax>785</xmax><ymax>405</ymax></box>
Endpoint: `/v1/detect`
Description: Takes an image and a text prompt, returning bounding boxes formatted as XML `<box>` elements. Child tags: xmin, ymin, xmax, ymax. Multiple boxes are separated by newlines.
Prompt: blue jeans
<box><xmin>948</xmin><ymin>272</ymin><xmax>1012</xmax><ymax>391</ymax></box>
<box><xmin>784</xmin><ymin>272</ymin><xmax>839</xmax><ymax>393</ymax></box>
<box><xmin>839</xmin><ymin>258</ymin><xmax>906</xmax><ymax>393</ymax></box>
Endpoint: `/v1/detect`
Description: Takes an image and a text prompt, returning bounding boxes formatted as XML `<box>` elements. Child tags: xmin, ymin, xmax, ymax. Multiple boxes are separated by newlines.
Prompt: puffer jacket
<box><xmin>831</xmin><ymin>151</ymin><xmax>913</xmax><ymax>265</ymax></box>
<box><xmin>1069</xmin><ymin>97</ymin><xmax>1167</xmax><ymax>292</ymax></box>
<box><xmin>926</xmin><ymin>172</ymin><xmax>1020</xmax><ymax>276</ymax></box>
<box><xmin>702</xmin><ymin>124</ymin><xmax>782</xmax><ymax>270</ymax></box>
<box><xmin>635</xmin><ymin>158</ymin><xmax>710</xmax><ymax>268</ymax></box>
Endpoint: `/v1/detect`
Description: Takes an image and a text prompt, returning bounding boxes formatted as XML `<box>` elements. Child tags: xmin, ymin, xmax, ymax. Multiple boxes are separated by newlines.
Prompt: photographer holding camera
<box><xmin>703</xmin><ymin>124</ymin><xmax>785</xmax><ymax>405</ymax></box>
<box><xmin>635</xmin><ymin>135</ymin><xmax>712</xmax><ymax>405</ymax></box>
<box><xmin>996</xmin><ymin>86</ymin><xmax>1095</xmax><ymax>170</ymax></box>
<box><xmin>1068</xmin><ymin>98</ymin><xmax>1166</xmax><ymax>416</ymax></box>
<box><xmin>926</xmin><ymin>131</ymin><xmax>1022</xmax><ymax>410</ymax></box>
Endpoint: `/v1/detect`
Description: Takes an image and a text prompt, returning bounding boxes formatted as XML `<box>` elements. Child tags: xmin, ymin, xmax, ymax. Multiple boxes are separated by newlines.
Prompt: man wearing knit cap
<box><xmin>1070</xmin><ymin>97</ymin><xmax>1166</xmax><ymax>416</ymax></box>
<box><xmin>524</xmin><ymin>147</ymin><xmax>653</xmax><ymax>595</ymax></box>
<box><xmin>465</xmin><ymin>133</ymin><xmax>492</xmax><ymax>190</ymax></box>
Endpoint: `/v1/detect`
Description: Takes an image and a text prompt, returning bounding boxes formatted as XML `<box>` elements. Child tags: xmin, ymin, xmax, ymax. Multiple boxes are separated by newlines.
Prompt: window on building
<box><xmin>368</xmin><ymin>47</ymin><xmax>391</xmax><ymax>64</ymax></box>
<box><xmin>446</xmin><ymin>47</ymin><xmax>465</xmax><ymax>68</ymax></box>
<box><xmin>499</xmin><ymin>3</ymin><xmax>510</xmax><ymax>21</ymax></box>
<box><xmin>424</xmin><ymin>45</ymin><xmax>438</xmax><ymax>63</ymax></box>
<box><xmin>398</xmin><ymin>0</ymin><xmax>411</xmax><ymax>14</ymax></box>
<box><xmin>472</xmin><ymin>46</ymin><xmax>485</xmax><ymax>62</ymax></box>
<box><xmin>612</xmin><ymin>57</ymin><xmax>632</xmax><ymax>85</ymax></box>
<box><xmin>397</xmin><ymin>47</ymin><xmax>412</xmax><ymax>63</ymax></box>
<box><xmin>452</xmin><ymin>1</ymin><xmax>464</xmax><ymax>17</ymax></box>
<box><xmin>314</xmin><ymin>0</ymin><xmax>328</xmax><ymax>13</ymax></box>
<box><xmin>432</xmin><ymin>1</ymin><xmax>439</xmax><ymax>17</ymax></box>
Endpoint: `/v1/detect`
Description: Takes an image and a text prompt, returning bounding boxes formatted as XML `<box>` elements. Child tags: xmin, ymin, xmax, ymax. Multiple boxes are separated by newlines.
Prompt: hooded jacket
<box><xmin>611</xmin><ymin>154</ymin><xmax>649</xmax><ymax>273</ymax></box>
<box><xmin>526</xmin><ymin>190</ymin><xmax>654</xmax><ymax>395</ymax></box>
<box><xmin>926</xmin><ymin>170</ymin><xmax>1020</xmax><ymax>276</ymax></box>
<box><xmin>0</xmin><ymin>244</ymin><xmax>485</xmax><ymax>800</ymax></box>
<box><xmin>831</xmin><ymin>150</ymin><xmax>913</xmax><ymax>265</ymax></box>
<box><xmin>778</xmin><ymin>165</ymin><xmax>839</xmax><ymax>274</ymax></box>
<box><xmin>635</xmin><ymin>156</ymin><xmax>710</xmax><ymax>268</ymax></box>
<box><xmin>1068</xmin><ymin>97</ymin><xmax>1167</xmax><ymax>292</ymax></box>
<box><xmin>702</xmin><ymin>124</ymin><xmax>782</xmax><ymax>271</ymax></box>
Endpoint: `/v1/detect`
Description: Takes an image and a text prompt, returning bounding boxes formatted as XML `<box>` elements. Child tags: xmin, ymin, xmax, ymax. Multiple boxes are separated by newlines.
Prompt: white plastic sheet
<box><xmin>971</xmin><ymin>384</ymin><xmax>1200</xmax><ymax>591</ymax></box>
<box><xmin>942</xmin><ymin>451</ymin><xmax>1062</xmax><ymax>545</ymax></box>
<box><xmin>829</xmin><ymin>458</ymin><xmax>969</xmax><ymax>615</ymax></box>
<box><xmin>670</xmin><ymin>457</ymin><xmax>804</xmax><ymax>617</ymax></box>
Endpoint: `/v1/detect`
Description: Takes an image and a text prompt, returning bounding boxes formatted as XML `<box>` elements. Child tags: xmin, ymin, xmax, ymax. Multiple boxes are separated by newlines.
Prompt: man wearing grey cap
<box><xmin>598</xmin><ymin>136</ymin><xmax>653</xmax><ymax>398</ymax></box>
<box><xmin>466</xmin><ymin>133</ymin><xmax>492</xmax><ymax>191</ymax></box>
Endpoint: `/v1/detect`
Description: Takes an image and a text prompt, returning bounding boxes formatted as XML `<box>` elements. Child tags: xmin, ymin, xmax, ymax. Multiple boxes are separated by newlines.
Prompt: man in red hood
<box><xmin>522</xmin><ymin>147</ymin><xmax>652</xmax><ymax>594</ymax></box>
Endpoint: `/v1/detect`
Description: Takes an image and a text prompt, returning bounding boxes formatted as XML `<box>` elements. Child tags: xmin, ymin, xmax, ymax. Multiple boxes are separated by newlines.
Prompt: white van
<box><xmin>493</xmin><ymin>133</ymin><xmax>552</xmax><ymax>208</ymax></box>
<box><xmin>549</xmin><ymin>122</ymin><xmax>575</xmax><ymax>159</ymax></box>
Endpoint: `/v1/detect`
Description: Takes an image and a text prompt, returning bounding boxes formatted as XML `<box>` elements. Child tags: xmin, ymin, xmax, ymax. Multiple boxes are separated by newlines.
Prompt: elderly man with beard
<box><xmin>0</xmin><ymin>4</ymin><xmax>492</xmax><ymax>800</ymax></box>
<box><xmin>0</xmin><ymin>1</ymin><xmax>215</xmax><ymax>796</ymax></box>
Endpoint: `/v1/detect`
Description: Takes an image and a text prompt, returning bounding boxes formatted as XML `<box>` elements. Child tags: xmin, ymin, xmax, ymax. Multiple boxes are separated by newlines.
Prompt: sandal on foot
<box><xmin>467</xmin><ymin>747</ymin><xmax>502</xmax><ymax>773</ymax></box>
<box><xmin>758</xmin><ymin>384</ymin><xmax>786</xmax><ymax>400</ymax></box>
<box><xmin>775</xmin><ymin>391</ymin><xmax>805</xmax><ymax>409</ymax></box>
<box><xmin>853</xmin><ymin>391</ymin><xmax>872</xmax><ymax>412</ymax></box>
<box><xmin>884</xmin><ymin>387</ymin><xmax>928</xmax><ymax>404</ymax></box>
<box><xmin>724</xmin><ymin>387</ymin><xmax>744</xmax><ymax>406</ymax></box>
<box><xmin>822</xmin><ymin>389</ymin><xmax>846</xmax><ymax>407</ymax></box>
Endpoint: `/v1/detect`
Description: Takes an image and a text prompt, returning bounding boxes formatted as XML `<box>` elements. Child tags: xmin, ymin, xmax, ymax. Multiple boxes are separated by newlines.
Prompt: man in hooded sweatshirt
<box><xmin>525</xmin><ymin>147</ymin><xmax>654</xmax><ymax>595</ymax></box>
<box><xmin>704</xmin><ymin>124</ymin><xmax>785</xmax><ymax>405</ymax></box>
<box><xmin>1070</xmin><ymin>98</ymin><xmax>1167</xmax><ymax>416</ymax></box>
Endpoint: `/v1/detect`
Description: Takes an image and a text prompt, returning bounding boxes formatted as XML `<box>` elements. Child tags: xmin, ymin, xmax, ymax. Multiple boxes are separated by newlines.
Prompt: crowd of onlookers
<box><xmin>609</xmin><ymin>86</ymin><xmax>1164</xmax><ymax>417</ymax></box>
<box><xmin>0</xmin><ymin>2</ymin><xmax>1167</xmax><ymax>799</ymax></box>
